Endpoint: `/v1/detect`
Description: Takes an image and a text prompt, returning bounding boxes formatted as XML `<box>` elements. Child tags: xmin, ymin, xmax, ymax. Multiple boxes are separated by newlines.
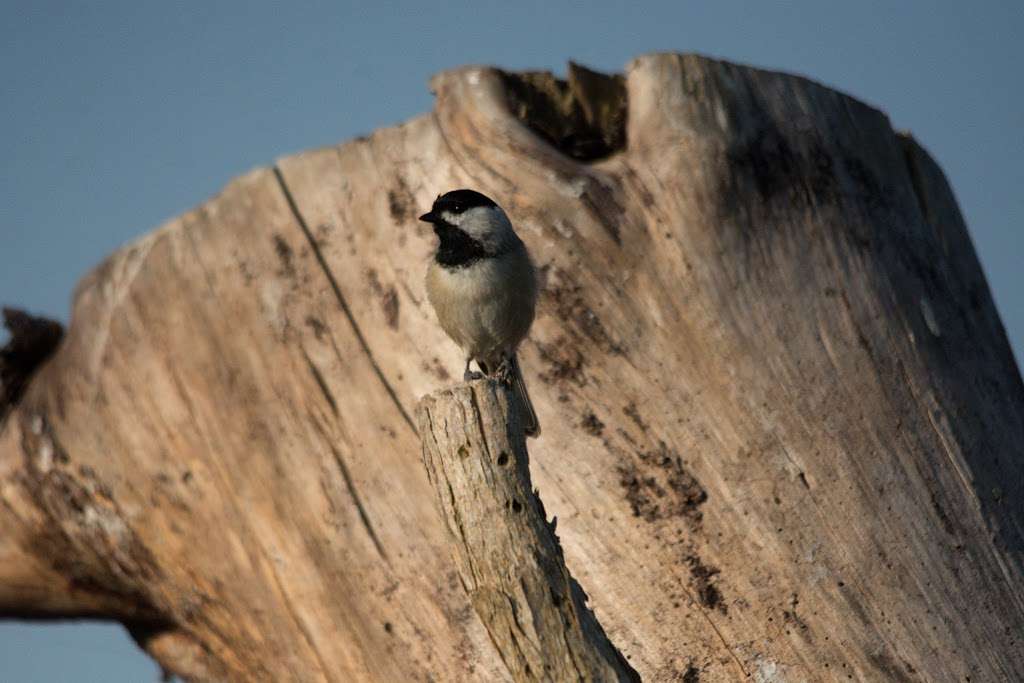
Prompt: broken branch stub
<box><xmin>417</xmin><ymin>380</ymin><xmax>639</xmax><ymax>683</ymax></box>
<box><xmin>0</xmin><ymin>308</ymin><xmax>63</xmax><ymax>425</ymax></box>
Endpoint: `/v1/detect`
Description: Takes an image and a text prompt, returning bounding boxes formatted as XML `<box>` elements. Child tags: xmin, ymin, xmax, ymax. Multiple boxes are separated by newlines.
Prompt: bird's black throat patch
<box><xmin>433</xmin><ymin>222</ymin><xmax>491</xmax><ymax>268</ymax></box>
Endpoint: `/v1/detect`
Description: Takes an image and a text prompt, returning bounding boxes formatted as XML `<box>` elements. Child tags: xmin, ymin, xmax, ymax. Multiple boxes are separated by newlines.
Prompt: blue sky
<box><xmin>1</xmin><ymin>1</ymin><xmax>1021</xmax><ymax>679</ymax></box>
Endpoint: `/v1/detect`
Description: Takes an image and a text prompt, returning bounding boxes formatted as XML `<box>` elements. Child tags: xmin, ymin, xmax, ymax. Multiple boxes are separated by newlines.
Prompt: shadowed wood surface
<box><xmin>418</xmin><ymin>380</ymin><xmax>639</xmax><ymax>682</ymax></box>
<box><xmin>1</xmin><ymin>53</ymin><xmax>1023</xmax><ymax>681</ymax></box>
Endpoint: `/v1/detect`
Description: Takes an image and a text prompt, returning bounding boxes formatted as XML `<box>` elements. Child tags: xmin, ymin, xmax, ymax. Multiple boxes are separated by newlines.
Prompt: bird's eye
<box><xmin>451</xmin><ymin>203</ymin><xmax>464</xmax><ymax>213</ymax></box>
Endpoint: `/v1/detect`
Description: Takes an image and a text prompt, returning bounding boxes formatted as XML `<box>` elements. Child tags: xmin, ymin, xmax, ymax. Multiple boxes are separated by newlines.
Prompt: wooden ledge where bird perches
<box><xmin>417</xmin><ymin>380</ymin><xmax>640</xmax><ymax>683</ymax></box>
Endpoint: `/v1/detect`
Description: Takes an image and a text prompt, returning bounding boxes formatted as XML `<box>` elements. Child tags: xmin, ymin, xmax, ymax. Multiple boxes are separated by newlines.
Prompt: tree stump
<box><xmin>1</xmin><ymin>54</ymin><xmax>1022</xmax><ymax>681</ymax></box>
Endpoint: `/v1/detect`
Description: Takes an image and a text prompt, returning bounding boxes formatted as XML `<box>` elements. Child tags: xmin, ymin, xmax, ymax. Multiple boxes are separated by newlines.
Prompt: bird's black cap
<box><xmin>419</xmin><ymin>189</ymin><xmax>497</xmax><ymax>223</ymax></box>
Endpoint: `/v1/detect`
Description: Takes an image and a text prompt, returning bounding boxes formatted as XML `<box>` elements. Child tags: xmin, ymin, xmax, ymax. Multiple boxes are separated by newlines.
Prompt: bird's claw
<box><xmin>494</xmin><ymin>358</ymin><xmax>514</xmax><ymax>385</ymax></box>
<box><xmin>463</xmin><ymin>369</ymin><xmax>484</xmax><ymax>382</ymax></box>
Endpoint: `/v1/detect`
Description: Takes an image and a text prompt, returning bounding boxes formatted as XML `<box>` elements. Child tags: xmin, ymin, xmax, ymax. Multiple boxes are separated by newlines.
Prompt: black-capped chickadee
<box><xmin>421</xmin><ymin>189</ymin><xmax>540</xmax><ymax>437</ymax></box>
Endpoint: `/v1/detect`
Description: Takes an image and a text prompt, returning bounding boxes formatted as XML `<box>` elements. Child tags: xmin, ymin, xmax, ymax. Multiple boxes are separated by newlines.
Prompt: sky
<box><xmin>1</xmin><ymin>1</ymin><xmax>1021</xmax><ymax>680</ymax></box>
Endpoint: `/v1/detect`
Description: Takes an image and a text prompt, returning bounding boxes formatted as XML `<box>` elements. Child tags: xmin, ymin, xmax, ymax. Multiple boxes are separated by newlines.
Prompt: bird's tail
<box><xmin>509</xmin><ymin>353</ymin><xmax>540</xmax><ymax>438</ymax></box>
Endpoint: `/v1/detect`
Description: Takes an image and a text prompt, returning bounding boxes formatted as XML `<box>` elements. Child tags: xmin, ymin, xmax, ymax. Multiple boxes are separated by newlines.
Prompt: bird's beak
<box><xmin>419</xmin><ymin>211</ymin><xmax>438</xmax><ymax>223</ymax></box>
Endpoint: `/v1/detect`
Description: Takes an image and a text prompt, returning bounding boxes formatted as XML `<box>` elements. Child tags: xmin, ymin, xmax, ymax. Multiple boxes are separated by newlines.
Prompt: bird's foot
<box><xmin>494</xmin><ymin>358</ymin><xmax>514</xmax><ymax>385</ymax></box>
<box><xmin>463</xmin><ymin>368</ymin><xmax>485</xmax><ymax>382</ymax></box>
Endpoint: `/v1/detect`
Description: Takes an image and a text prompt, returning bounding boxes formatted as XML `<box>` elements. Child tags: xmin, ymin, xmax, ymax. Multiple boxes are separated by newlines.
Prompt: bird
<box><xmin>421</xmin><ymin>189</ymin><xmax>540</xmax><ymax>437</ymax></box>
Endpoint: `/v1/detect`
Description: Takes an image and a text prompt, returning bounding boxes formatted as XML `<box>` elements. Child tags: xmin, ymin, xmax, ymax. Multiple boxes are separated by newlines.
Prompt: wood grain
<box><xmin>1</xmin><ymin>53</ymin><xmax>1022</xmax><ymax>681</ymax></box>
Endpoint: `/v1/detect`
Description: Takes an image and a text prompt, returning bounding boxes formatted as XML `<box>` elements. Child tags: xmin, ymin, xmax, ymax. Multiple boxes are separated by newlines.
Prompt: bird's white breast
<box><xmin>426</xmin><ymin>249</ymin><xmax>537</xmax><ymax>363</ymax></box>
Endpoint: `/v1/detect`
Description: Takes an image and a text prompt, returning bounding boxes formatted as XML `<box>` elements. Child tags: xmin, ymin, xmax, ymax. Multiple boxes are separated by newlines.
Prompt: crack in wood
<box><xmin>272</xmin><ymin>165</ymin><xmax>417</xmax><ymax>436</ymax></box>
<box><xmin>264</xmin><ymin>552</ymin><xmax>337</xmax><ymax>683</ymax></box>
<box><xmin>328</xmin><ymin>439</ymin><xmax>390</xmax><ymax>564</ymax></box>
<box><xmin>308</xmin><ymin>415</ymin><xmax>389</xmax><ymax>564</ymax></box>
<box><xmin>301</xmin><ymin>348</ymin><xmax>339</xmax><ymax>416</ymax></box>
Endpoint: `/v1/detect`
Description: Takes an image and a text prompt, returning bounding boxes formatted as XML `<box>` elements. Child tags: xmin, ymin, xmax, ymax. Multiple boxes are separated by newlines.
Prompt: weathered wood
<box><xmin>418</xmin><ymin>380</ymin><xmax>639</xmax><ymax>682</ymax></box>
<box><xmin>1</xmin><ymin>53</ymin><xmax>1023</xmax><ymax>681</ymax></box>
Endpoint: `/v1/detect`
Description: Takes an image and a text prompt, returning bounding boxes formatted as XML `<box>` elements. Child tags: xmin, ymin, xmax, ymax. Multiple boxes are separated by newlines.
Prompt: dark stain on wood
<box><xmin>387</xmin><ymin>182</ymin><xmax>414</xmax><ymax>226</ymax></box>
<box><xmin>685</xmin><ymin>554</ymin><xmax>726</xmax><ymax>614</ymax></box>
<box><xmin>580</xmin><ymin>411</ymin><xmax>605</xmax><ymax>437</ymax></box>
<box><xmin>305</xmin><ymin>316</ymin><xmax>328</xmax><ymax>341</ymax></box>
<box><xmin>272</xmin><ymin>234</ymin><xmax>296</xmax><ymax>278</ymax></box>
<box><xmin>367</xmin><ymin>269</ymin><xmax>401</xmax><ymax>330</ymax></box>
<box><xmin>618</xmin><ymin>440</ymin><xmax>707</xmax><ymax>524</ymax></box>
<box><xmin>537</xmin><ymin>337</ymin><xmax>586</xmax><ymax>387</ymax></box>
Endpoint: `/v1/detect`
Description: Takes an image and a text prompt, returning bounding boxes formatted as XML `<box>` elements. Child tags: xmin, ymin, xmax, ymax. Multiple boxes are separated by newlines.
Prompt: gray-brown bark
<box><xmin>1</xmin><ymin>53</ymin><xmax>1023</xmax><ymax>682</ymax></box>
<box><xmin>418</xmin><ymin>380</ymin><xmax>639</xmax><ymax>682</ymax></box>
